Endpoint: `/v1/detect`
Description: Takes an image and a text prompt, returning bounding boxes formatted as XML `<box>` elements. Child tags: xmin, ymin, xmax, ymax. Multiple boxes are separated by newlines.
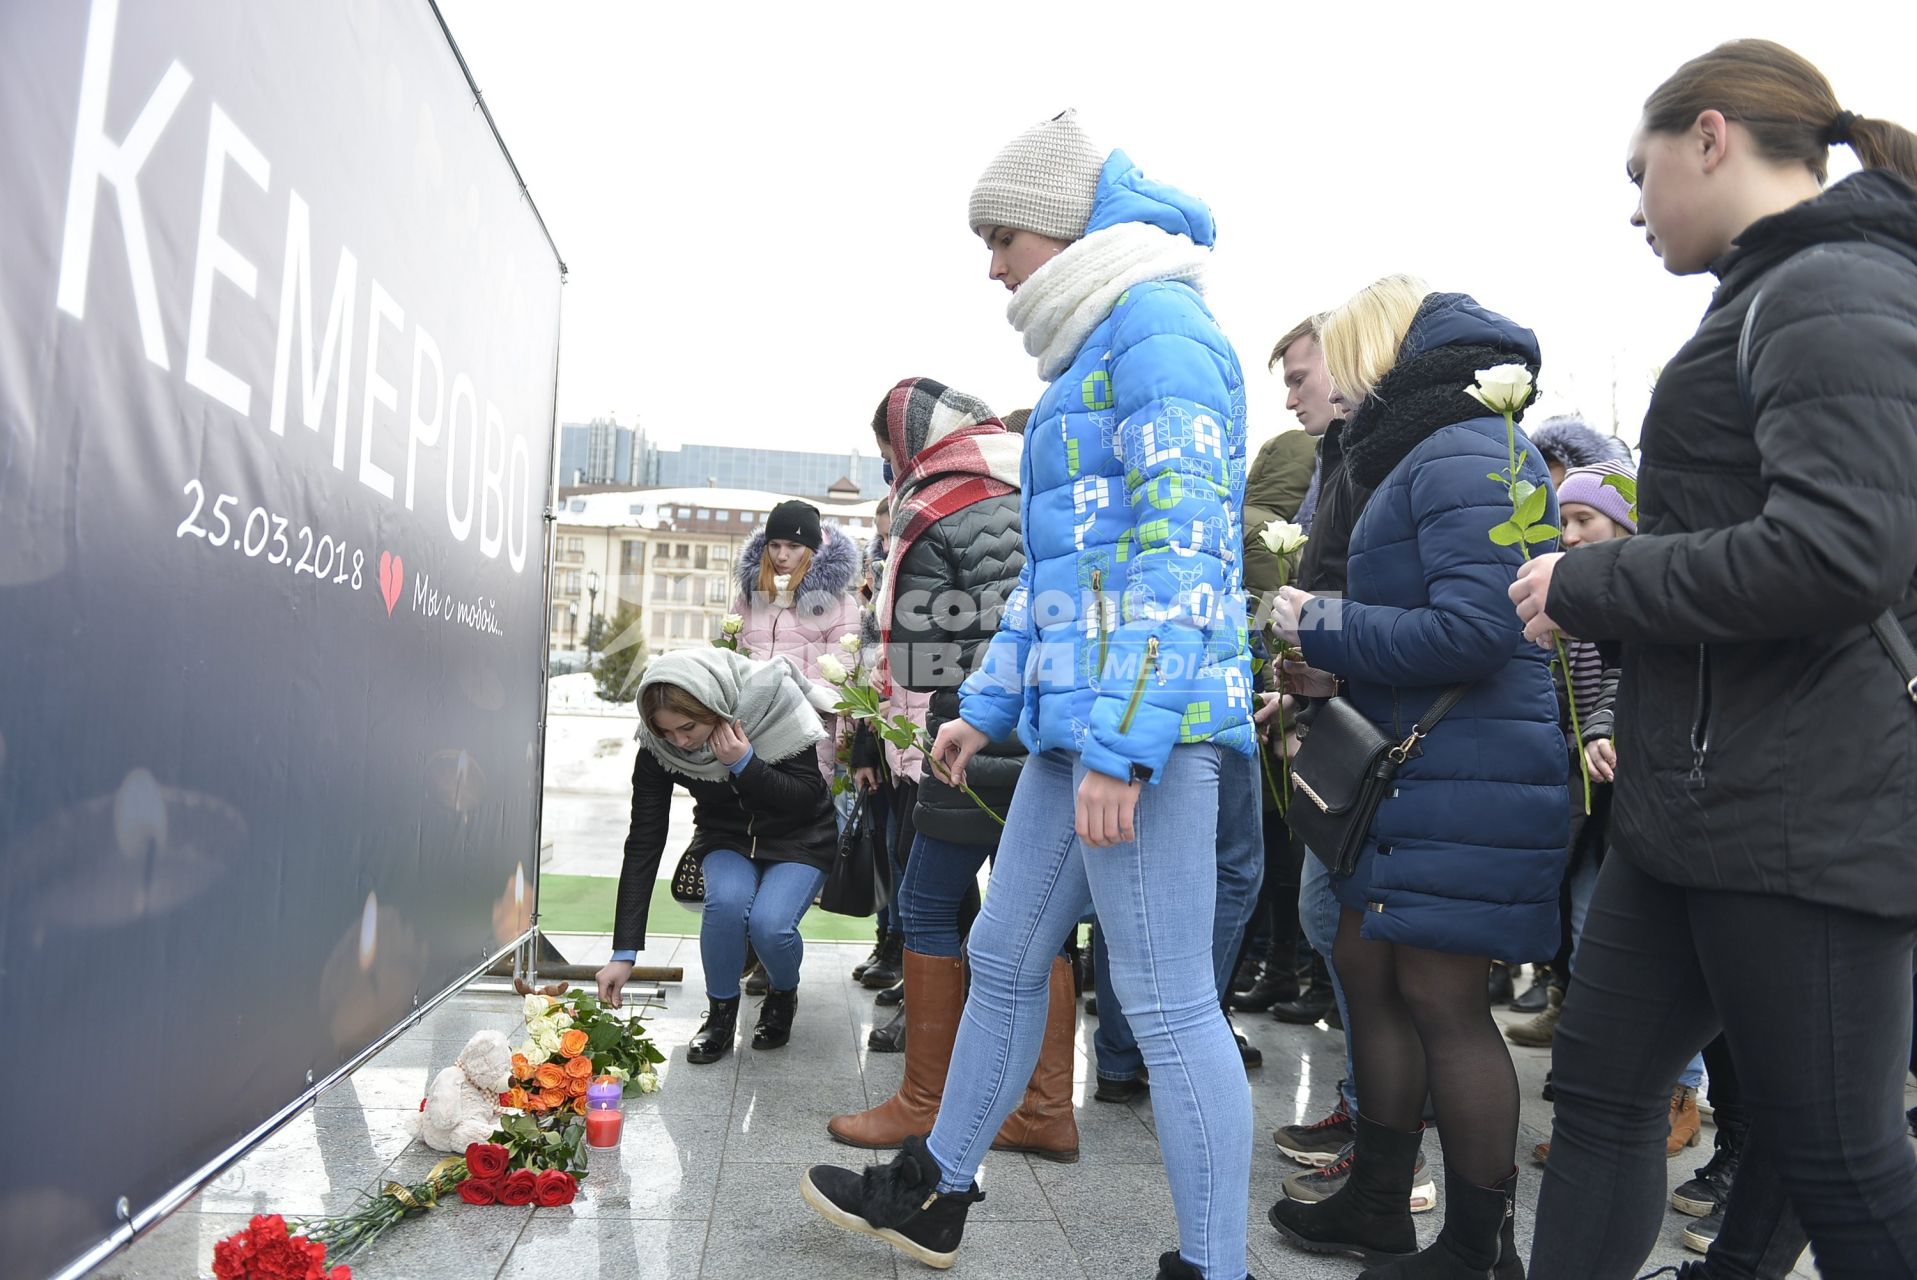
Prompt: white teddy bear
<box><xmin>419</xmin><ymin>1029</ymin><xmax>512</xmax><ymax>1153</ymax></box>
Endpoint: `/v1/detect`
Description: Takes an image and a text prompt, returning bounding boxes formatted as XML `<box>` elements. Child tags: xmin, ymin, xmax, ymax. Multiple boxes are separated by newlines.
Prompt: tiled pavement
<box><xmin>103</xmin><ymin>935</ymin><xmax>1815</xmax><ymax>1280</ymax></box>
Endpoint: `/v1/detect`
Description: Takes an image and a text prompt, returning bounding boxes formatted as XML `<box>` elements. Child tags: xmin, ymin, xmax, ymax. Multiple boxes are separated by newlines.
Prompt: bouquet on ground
<box><xmin>454</xmin><ymin>1130</ymin><xmax>583</xmax><ymax>1207</ymax></box>
<box><xmin>818</xmin><ymin>634</ymin><xmax>1003</xmax><ymax>826</ymax></box>
<box><xmin>214</xmin><ymin>1213</ymin><xmax>351</xmax><ymax>1280</ymax></box>
<box><xmin>506</xmin><ymin>990</ymin><xmax>663</xmax><ymax>1113</ymax></box>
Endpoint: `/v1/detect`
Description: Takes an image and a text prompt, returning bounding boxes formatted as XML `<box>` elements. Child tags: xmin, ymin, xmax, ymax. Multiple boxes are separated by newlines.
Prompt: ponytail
<box><xmin>1645</xmin><ymin>40</ymin><xmax>1917</xmax><ymax>187</ymax></box>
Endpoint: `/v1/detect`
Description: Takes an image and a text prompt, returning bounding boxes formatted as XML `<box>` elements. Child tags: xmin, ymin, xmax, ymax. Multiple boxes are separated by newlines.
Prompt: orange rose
<box><xmin>535</xmin><ymin>1063</ymin><xmax>567</xmax><ymax>1091</ymax></box>
<box><xmin>504</xmin><ymin>1086</ymin><xmax>531</xmax><ymax>1110</ymax></box>
<box><xmin>571</xmin><ymin>1095</ymin><xmax>588</xmax><ymax>1116</ymax></box>
<box><xmin>567</xmin><ymin>1075</ymin><xmax>589</xmax><ymax>1097</ymax></box>
<box><xmin>526</xmin><ymin>1091</ymin><xmax>551</xmax><ymax>1113</ymax></box>
<box><xmin>559</xmin><ymin>1029</ymin><xmax>589</xmax><ymax>1059</ymax></box>
<box><xmin>563</xmin><ymin>1055</ymin><xmax>593</xmax><ymax>1080</ymax></box>
<box><xmin>510</xmin><ymin>1054</ymin><xmax>534</xmax><ymax>1082</ymax></box>
<box><xmin>540</xmin><ymin>1087</ymin><xmax>567</xmax><ymax>1110</ymax></box>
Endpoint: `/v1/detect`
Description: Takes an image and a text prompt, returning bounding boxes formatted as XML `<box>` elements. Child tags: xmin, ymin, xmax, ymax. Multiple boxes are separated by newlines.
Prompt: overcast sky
<box><xmin>435</xmin><ymin>1</ymin><xmax>1916</xmax><ymax>461</ymax></box>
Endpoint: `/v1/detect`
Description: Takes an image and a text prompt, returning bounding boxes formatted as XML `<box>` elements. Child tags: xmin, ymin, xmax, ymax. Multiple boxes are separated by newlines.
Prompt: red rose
<box><xmin>533</xmin><ymin>1169</ymin><xmax>577</xmax><ymax>1207</ymax></box>
<box><xmin>456</xmin><ymin>1177</ymin><xmax>500</xmax><ymax>1205</ymax></box>
<box><xmin>211</xmin><ymin>1238</ymin><xmax>246</xmax><ymax>1279</ymax></box>
<box><xmin>464</xmin><ymin>1142</ymin><xmax>511</xmax><ymax>1180</ymax></box>
<box><xmin>498</xmin><ymin>1168</ymin><xmax>538</xmax><ymax>1206</ymax></box>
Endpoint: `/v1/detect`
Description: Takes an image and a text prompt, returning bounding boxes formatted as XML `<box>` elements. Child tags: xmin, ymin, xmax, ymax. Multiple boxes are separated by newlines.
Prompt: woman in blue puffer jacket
<box><xmin>1266</xmin><ymin>276</ymin><xmax>1567</xmax><ymax>1279</ymax></box>
<box><xmin>802</xmin><ymin>112</ymin><xmax>1257</xmax><ymax>1280</ymax></box>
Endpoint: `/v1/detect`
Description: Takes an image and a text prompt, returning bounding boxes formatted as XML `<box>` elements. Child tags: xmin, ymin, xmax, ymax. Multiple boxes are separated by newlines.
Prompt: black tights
<box><xmin>1333</xmin><ymin>908</ymin><xmax>1518</xmax><ymax>1186</ymax></box>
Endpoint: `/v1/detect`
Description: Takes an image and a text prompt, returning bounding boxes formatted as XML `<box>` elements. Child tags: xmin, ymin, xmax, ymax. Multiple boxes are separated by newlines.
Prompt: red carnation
<box><xmin>456</xmin><ymin>1177</ymin><xmax>500</xmax><ymax>1205</ymax></box>
<box><xmin>464</xmin><ymin>1142</ymin><xmax>511</xmax><ymax>1180</ymax></box>
<box><xmin>532</xmin><ymin>1169</ymin><xmax>577</xmax><ymax>1207</ymax></box>
<box><xmin>498</xmin><ymin>1168</ymin><xmax>538</xmax><ymax>1206</ymax></box>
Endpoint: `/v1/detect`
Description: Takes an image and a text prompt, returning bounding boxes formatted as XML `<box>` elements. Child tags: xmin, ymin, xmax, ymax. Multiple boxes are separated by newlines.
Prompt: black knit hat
<box><xmin>766</xmin><ymin>499</ymin><xmax>822</xmax><ymax>551</ymax></box>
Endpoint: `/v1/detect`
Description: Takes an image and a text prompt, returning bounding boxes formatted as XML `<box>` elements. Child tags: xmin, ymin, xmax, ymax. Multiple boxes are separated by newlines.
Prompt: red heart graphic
<box><xmin>379</xmin><ymin>551</ymin><xmax>404</xmax><ymax>616</ymax></box>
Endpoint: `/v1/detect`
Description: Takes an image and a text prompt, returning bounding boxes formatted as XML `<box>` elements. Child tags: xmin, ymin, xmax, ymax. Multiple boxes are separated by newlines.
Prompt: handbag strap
<box><xmin>1740</xmin><ymin>267</ymin><xmax>1917</xmax><ymax>710</ymax></box>
<box><xmin>1389</xmin><ymin>683</ymin><xmax>1472</xmax><ymax>763</ymax></box>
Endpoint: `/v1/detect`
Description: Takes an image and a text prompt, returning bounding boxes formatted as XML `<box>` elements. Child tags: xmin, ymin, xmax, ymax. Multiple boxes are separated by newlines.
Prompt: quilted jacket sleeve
<box><xmin>1551</xmin><ymin>248</ymin><xmax>1917</xmax><ymax>643</ymax></box>
<box><xmin>956</xmin><ymin>552</ymin><xmax>1032</xmax><ymax>742</ymax></box>
<box><xmin>1301</xmin><ymin>429</ymin><xmax>1532</xmax><ymax>687</ymax></box>
<box><xmin>1082</xmin><ymin>284</ymin><xmax>1241</xmax><ymax>781</ymax></box>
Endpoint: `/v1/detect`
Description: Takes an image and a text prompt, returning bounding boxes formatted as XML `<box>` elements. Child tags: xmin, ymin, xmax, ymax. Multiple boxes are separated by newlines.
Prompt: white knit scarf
<box><xmin>1007</xmin><ymin>221</ymin><xmax>1210</xmax><ymax>381</ymax></box>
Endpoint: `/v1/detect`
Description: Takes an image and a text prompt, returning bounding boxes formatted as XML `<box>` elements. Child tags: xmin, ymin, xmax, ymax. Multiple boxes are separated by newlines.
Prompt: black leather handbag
<box><xmin>669</xmin><ymin>848</ymin><xmax>705</xmax><ymax>905</ymax></box>
<box><xmin>1286</xmin><ymin>686</ymin><xmax>1470</xmax><ymax>877</ymax></box>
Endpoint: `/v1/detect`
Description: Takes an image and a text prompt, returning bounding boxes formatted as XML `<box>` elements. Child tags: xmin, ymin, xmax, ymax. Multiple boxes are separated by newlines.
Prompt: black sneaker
<box><xmin>1510</xmin><ymin>966</ymin><xmax>1556</xmax><ymax>1013</ymax></box>
<box><xmin>802</xmin><ymin>1134</ymin><xmax>985</xmax><ymax>1270</ymax></box>
<box><xmin>1281</xmin><ymin>1142</ymin><xmax>1437</xmax><ymax>1213</ymax></box>
<box><xmin>1274</xmin><ymin>1096</ymin><xmax>1355</xmax><ymax>1166</ymax></box>
<box><xmin>1682</xmin><ymin>1203</ymin><xmax>1723</xmax><ymax>1254</ymax></box>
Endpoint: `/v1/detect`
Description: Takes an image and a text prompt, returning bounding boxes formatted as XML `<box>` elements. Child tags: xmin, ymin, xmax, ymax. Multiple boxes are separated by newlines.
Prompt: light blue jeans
<box><xmin>1093</xmin><ymin>745</ymin><xmax>1263</xmax><ymax>1081</ymax></box>
<box><xmin>1299</xmin><ymin>849</ymin><xmax>1361</xmax><ymax>1116</ymax></box>
<box><xmin>928</xmin><ymin>747</ymin><xmax>1252</xmax><ymax>1279</ymax></box>
<box><xmin>699</xmin><ymin>850</ymin><xmax>826</xmax><ymax>1000</ymax></box>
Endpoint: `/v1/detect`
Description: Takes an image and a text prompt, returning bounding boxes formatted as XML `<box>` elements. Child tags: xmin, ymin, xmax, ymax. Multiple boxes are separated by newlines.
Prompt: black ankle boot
<box><xmin>1494</xmin><ymin>1168</ymin><xmax>1523</xmax><ymax>1279</ymax></box>
<box><xmin>1487</xmin><ymin>961</ymin><xmax>1516</xmax><ymax>1006</ymax></box>
<box><xmin>803</xmin><ymin>1133</ymin><xmax>985</xmax><ymax>1269</ymax></box>
<box><xmin>1269</xmin><ymin>1114</ymin><xmax>1420</xmax><ymax>1261</ymax></box>
<box><xmin>687</xmin><ymin>995</ymin><xmax>740</xmax><ymax>1064</ymax></box>
<box><xmin>868</xmin><ymin>1000</ymin><xmax>906</xmax><ymax>1053</ymax></box>
<box><xmin>1230</xmin><ymin>938</ymin><xmax>1301</xmax><ymax>1012</ymax></box>
<box><xmin>1360</xmin><ymin>1166</ymin><xmax>1515</xmax><ymax>1278</ymax></box>
<box><xmin>862</xmin><ymin>931</ymin><xmax>904</xmax><ymax>989</ymax></box>
<box><xmin>852</xmin><ymin>927</ymin><xmax>886</xmax><ymax>982</ymax></box>
<box><xmin>875</xmin><ymin>977</ymin><xmax>905</xmax><ymax>1007</ymax></box>
<box><xmin>752</xmin><ymin>987</ymin><xmax>798</xmax><ymax>1049</ymax></box>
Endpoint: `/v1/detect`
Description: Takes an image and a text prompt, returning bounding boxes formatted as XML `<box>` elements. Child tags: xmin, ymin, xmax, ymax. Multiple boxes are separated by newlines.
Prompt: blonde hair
<box><xmin>757</xmin><ymin>544</ymin><xmax>813</xmax><ymax>597</ymax></box>
<box><xmin>641</xmin><ymin>682</ymin><xmax>721</xmax><ymax>733</ymax></box>
<box><xmin>1321</xmin><ymin>275</ymin><xmax>1431</xmax><ymax>405</ymax></box>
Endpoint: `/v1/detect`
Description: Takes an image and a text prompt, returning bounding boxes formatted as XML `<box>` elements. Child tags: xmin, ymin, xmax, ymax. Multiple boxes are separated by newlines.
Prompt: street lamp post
<box><xmin>568</xmin><ymin>600</ymin><xmax>578</xmax><ymax>652</ymax></box>
<box><xmin>586</xmin><ymin>570</ymin><xmax>600</xmax><ymax>662</ymax></box>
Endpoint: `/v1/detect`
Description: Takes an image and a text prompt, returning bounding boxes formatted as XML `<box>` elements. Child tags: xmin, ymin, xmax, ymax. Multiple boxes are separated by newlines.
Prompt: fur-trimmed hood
<box><xmin>1527</xmin><ymin>415</ymin><xmax>1632</xmax><ymax>472</ymax></box>
<box><xmin>735</xmin><ymin>522</ymin><xmax>862</xmax><ymax>603</ymax></box>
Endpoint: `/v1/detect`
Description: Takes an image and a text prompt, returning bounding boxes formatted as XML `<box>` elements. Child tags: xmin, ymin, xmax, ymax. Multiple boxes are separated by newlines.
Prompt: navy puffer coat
<box><xmin>1298</xmin><ymin>294</ymin><xmax>1568</xmax><ymax>961</ymax></box>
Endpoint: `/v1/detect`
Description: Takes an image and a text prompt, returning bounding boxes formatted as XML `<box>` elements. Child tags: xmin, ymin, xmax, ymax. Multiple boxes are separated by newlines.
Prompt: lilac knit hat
<box><xmin>1558</xmin><ymin>460</ymin><xmax>1638</xmax><ymax>533</ymax></box>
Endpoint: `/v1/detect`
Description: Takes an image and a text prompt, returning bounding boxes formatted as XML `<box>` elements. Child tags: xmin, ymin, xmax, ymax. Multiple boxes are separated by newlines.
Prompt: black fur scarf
<box><xmin>1342</xmin><ymin>342</ymin><xmax>1540</xmax><ymax>491</ymax></box>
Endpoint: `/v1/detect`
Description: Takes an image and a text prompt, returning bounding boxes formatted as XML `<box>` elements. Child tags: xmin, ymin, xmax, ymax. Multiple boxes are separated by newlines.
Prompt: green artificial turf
<box><xmin>535</xmin><ymin>873</ymin><xmax>881</xmax><ymax>941</ymax></box>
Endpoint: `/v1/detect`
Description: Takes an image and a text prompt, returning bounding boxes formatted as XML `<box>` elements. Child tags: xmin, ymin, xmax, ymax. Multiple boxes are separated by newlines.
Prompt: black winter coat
<box><xmin>1296</xmin><ymin>420</ymin><xmax>1372</xmax><ymax>596</ymax></box>
<box><xmin>1549</xmin><ymin>170</ymin><xmax>1917</xmax><ymax>919</ymax></box>
<box><xmin>612</xmin><ymin>745</ymin><xmax>837</xmax><ymax>950</ymax></box>
<box><xmin>887</xmin><ymin>492</ymin><xmax>1026</xmax><ymax>846</ymax></box>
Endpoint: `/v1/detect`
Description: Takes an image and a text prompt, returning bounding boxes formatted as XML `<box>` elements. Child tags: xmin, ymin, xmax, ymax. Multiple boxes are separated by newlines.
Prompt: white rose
<box><xmin>1259</xmin><ymin>520</ymin><xmax>1308</xmax><ymax>558</ymax></box>
<box><xmin>522</xmin><ymin>993</ymin><xmax>554</xmax><ymax>1023</ymax></box>
<box><xmin>536</xmin><ymin>1026</ymin><xmax>563</xmax><ymax>1055</ymax></box>
<box><xmin>604</xmin><ymin>1065</ymin><xmax>630</xmax><ymax>1084</ymax></box>
<box><xmin>1464</xmin><ymin>364</ymin><xmax>1535</xmax><ymax>416</ymax></box>
<box><xmin>840</xmin><ymin>633</ymin><xmax>862</xmax><ymax>653</ymax></box>
<box><xmin>518</xmin><ymin>1039</ymin><xmax>550</xmax><ymax>1067</ymax></box>
<box><xmin>549</xmin><ymin>1011</ymin><xmax>573</xmax><ymax>1032</ymax></box>
<box><xmin>773</xmin><ymin>573</ymin><xmax>792</xmax><ymax>594</ymax></box>
<box><xmin>721</xmin><ymin>613</ymin><xmax>744</xmax><ymax>635</ymax></box>
<box><xmin>636</xmin><ymin>1067</ymin><xmax>661</xmax><ymax>1094</ymax></box>
<box><xmin>817</xmin><ymin>654</ymin><xmax>849</xmax><ymax>685</ymax></box>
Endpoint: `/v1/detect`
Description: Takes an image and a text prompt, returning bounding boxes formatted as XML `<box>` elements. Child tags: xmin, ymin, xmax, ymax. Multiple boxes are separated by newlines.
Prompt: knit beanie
<box><xmin>1557</xmin><ymin>461</ymin><xmax>1638</xmax><ymax>534</ymax></box>
<box><xmin>967</xmin><ymin>110</ymin><xmax>1105</xmax><ymax>242</ymax></box>
<box><xmin>765</xmin><ymin>499</ymin><xmax>823</xmax><ymax>551</ymax></box>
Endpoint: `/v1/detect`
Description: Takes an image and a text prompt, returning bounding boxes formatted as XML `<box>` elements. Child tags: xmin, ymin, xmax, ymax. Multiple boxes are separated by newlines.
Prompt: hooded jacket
<box><xmin>959</xmin><ymin>152</ymin><xmax>1255</xmax><ymax>779</ymax></box>
<box><xmin>732</xmin><ymin>524</ymin><xmax>863</xmax><ymax>777</ymax></box>
<box><xmin>1547</xmin><ymin>169</ymin><xmax>1917</xmax><ymax>918</ymax></box>
<box><xmin>1299</xmin><ymin>293</ymin><xmax>1568</xmax><ymax>961</ymax></box>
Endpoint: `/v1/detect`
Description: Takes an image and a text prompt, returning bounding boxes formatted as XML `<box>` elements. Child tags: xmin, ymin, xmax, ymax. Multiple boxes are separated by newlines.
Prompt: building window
<box><xmin>677</xmin><ymin>507</ymin><xmax>692</xmax><ymax>519</ymax></box>
<box><xmin>714</xmin><ymin>511</ymin><xmax>729</xmax><ymax>522</ymax></box>
<box><xmin>652</xmin><ymin>575</ymin><xmax>669</xmax><ymax>601</ymax></box>
<box><xmin>694</xmin><ymin>546</ymin><xmax>709</xmax><ymax>570</ymax></box>
<box><xmin>707</xmin><ymin>577</ymin><xmax>729</xmax><ymax>604</ymax></box>
<box><xmin>696</xmin><ymin>509</ymin><xmax>711</xmax><ymax>520</ymax></box>
<box><xmin>652</xmin><ymin>612</ymin><xmax>667</xmax><ymax>638</ymax></box>
<box><xmin>622</xmin><ymin>539</ymin><xmax>644</xmax><ymax>568</ymax></box>
<box><xmin>569</xmin><ymin>499</ymin><xmax>585</xmax><ymax>512</ymax></box>
<box><xmin>712</xmin><ymin>545</ymin><xmax>729</xmax><ymax>564</ymax></box>
<box><xmin>628</xmin><ymin>503</ymin><xmax>645</xmax><ymax>516</ymax></box>
<box><xmin>675</xmin><ymin>543</ymin><xmax>689</xmax><ymax>561</ymax></box>
<box><xmin>673</xmin><ymin>576</ymin><xmax>691</xmax><ymax>603</ymax></box>
<box><xmin>551</xmin><ymin>605</ymin><xmax>568</xmax><ymax>633</ymax></box>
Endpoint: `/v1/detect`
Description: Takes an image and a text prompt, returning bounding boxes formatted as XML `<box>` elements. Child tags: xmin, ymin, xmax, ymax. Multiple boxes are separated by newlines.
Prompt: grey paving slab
<box><xmin>495</xmin><ymin>1216</ymin><xmax>709</xmax><ymax>1279</ymax></box>
<box><xmin>101</xmin><ymin>945</ymin><xmax>1830</xmax><ymax>1279</ymax></box>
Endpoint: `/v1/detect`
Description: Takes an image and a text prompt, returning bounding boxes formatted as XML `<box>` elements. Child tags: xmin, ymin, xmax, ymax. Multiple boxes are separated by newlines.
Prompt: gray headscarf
<box><xmin>633</xmin><ymin>648</ymin><xmax>827</xmax><ymax>782</ymax></box>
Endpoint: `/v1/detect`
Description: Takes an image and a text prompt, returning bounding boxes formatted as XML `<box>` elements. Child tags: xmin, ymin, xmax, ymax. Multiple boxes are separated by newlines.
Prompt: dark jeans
<box><xmin>895</xmin><ymin>832</ymin><xmax>987</xmax><ymax>959</ymax></box>
<box><xmin>1532</xmin><ymin>853</ymin><xmax>1917</xmax><ymax>1279</ymax></box>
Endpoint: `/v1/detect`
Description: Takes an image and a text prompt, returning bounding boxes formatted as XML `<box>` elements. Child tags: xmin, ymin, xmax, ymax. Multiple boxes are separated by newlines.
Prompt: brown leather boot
<box><xmin>992</xmin><ymin>956</ymin><xmax>1081</xmax><ymax>1163</ymax></box>
<box><xmin>828</xmin><ymin>950</ymin><xmax>964</xmax><ymax>1148</ymax></box>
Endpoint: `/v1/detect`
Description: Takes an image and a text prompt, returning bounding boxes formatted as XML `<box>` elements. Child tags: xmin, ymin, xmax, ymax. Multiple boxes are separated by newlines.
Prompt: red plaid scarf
<box><xmin>875</xmin><ymin>378</ymin><xmax>1022</xmax><ymax>694</ymax></box>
